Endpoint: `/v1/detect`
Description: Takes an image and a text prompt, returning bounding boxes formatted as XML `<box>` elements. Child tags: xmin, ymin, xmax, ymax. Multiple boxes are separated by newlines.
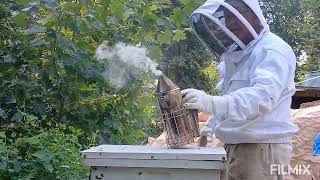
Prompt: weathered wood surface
<box><xmin>82</xmin><ymin>145</ymin><xmax>226</xmax><ymax>161</ymax></box>
<box><xmin>90</xmin><ymin>167</ymin><xmax>222</xmax><ymax>180</ymax></box>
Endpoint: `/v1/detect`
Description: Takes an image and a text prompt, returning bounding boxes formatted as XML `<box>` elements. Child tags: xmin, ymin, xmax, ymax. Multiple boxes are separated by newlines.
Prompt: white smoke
<box><xmin>95</xmin><ymin>43</ymin><xmax>162</xmax><ymax>88</ymax></box>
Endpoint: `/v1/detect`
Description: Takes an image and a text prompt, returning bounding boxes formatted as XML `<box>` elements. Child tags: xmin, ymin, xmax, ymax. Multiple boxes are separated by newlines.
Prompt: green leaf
<box><xmin>12</xmin><ymin>161</ymin><xmax>22</xmax><ymax>172</ymax></box>
<box><xmin>26</xmin><ymin>134</ymin><xmax>42</xmax><ymax>145</ymax></box>
<box><xmin>156</xmin><ymin>19</ymin><xmax>167</xmax><ymax>27</ymax></box>
<box><xmin>79</xmin><ymin>20</ymin><xmax>90</xmax><ymax>33</ymax></box>
<box><xmin>63</xmin><ymin>1</ymin><xmax>80</xmax><ymax>12</ymax></box>
<box><xmin>118</xmin><ymin>126</ymin><xmax>124</xmax><ymax>135</ymax></box>
<box><xmin>26</xmin><ymin>115</ymin><xmax>38</xmax><ymax>123</ymax></box>
<box><xmin>43</xmin><ymin>163</ymin><xmax>54</xmax><ymax>173</ymax></box>
<box><xmin>0</xmin><ymin>4</ymin><xmax>11</xmax><ymax>18</ymax></box>
<box><xmin>135</xmin><ymin>130</ymin><xmax>145</xmax><ymax>140</ymax></box>
<box><xmin>0</xmin><ymin>162</ymin><xmax>6</xmax><ymax>170</ymax></box>
<box><xmin>11</xmin><ymin>111</ymin><xmax>25</xmax><ymax>122</ymax></box>
<box><xmin>147</xmin><ymin>5</ymin><xmax>159</xmax><ymax>12</ymax></box>
<box><xmin>17</xmin><ymin>0</ymin><xmax>32</xmax><ymax>5</ymax></box>
<box><xmin>21</xmin><ymin>3</ymin><xmax>38</xmax><ymax>16</ymax></box>
<box><xmin>183</xmin><ymin>5</ymin><xmax>195</xmax><ymax>15</ymax></box>
<box><xmin>148</xmin><ymin>46</ymin><xmax>162</xmax><ymax>60</ymax></box>
<box><xmin>29</xmin><ymin>38</ymin><xmax>49</xmax><ymax>47</ymax></box>
<box><xmin>124</xmin><ymin>8</ymin><xmax>135</xmax><ymax>18</ymax></box>
<box><xmin>4</xmin><ymin>94</ymin><xmax>16</xmax><ymax>104</ymax></box>
<box><xmin>0</xmin><ymin>132</ymin><xmax>6</xmax><ymax>139</ymax></box>
<box><xmin>60</xmin><ymin>165</ymin><xmax>70</xmax><ymax>169</ymax></box>
<box><xmin>2</xmin><ymin>55</ymin><xmax>16</xmax><ymax>63</ymax></box>
<box><xmin>32</xmin><ymin>150</ymin><xmax>53</xmax><ymax>162</ymax></box>
<box><xmin>180</xmin><ymin>0</ymin><xmax>191</xmax><ymax>5</ymax></box>
<box><xmin>36</xmin><ymin>13</ymin><xmax>53</xmax><ymax>24</ymax></box>
<box><xmin>13</xmin><ymin>12</ymin><xmax>28</xmax><ymax>27</ymax></box>
<box><xmin>91</xmin><ymin>20</ymin><xmax>104</xmax><ymax>30</ymax></box>
<box><xmin>158</xmin><ymin>30</ymin><xmax>172</xmax><ymax>44</ymax></box>
<box><xmin>80</xmin><ymin>7</ymin><xmax>87</xmax><ymax>16</ymax></box>
<box><xmin>124</xmin><ymin>110</ymin><xmax>130</xmax><ymax>115</ymax></box>
<box><xmin>0</xmin><ymin>108</ymin><xmax>7</xmax><ymax>120</ymax></box>
<box><xmin>144</xmin><ymin>31</ymin><xmax>155</xmax><ymax>42</ymax></box>
<box><xmin>21</xmin><ymin>25</ymin><xmax>46</xmax><ymax>35</ymax></box>
<box><xmin>43</xmin><ymin>0</ymin><xmax>57</xmax><ymax>10</ymax></box>
<box><xmin>110</xmin><ymin>1</ymin><xmax>126</xmax><ymax>19</ymax></box>
<box><xmin>173</xmin><ymin>29</ymin><xmax>187</xmax><ymax>42</ymax></box>
<box><xmin>32</xmin><ymin>150</ymin><xmax>54</xmax><ymax>173</ymax></box>
<box><xmin>32</xmin><ymin>101</ymin><xmax>46</xmax><ymax>114</ymax></box>
<box><xmin>101</xmin><ymin>0</ymin><xmax>112</xmax><ymax>7</ymax></box>
<box><xmin>95</xmin><ymin>5</ymin><xmax>107</xmax><ymax>22</ymax></box>
<box><xmin>142</xmin><ymin>14</ymin><xmax>158</xmax><ymax>29</ymax></box>
<box><xmin>170</xmin><ymin>8</ymin><xmax>186</xmax><ymax>27</ymax></box>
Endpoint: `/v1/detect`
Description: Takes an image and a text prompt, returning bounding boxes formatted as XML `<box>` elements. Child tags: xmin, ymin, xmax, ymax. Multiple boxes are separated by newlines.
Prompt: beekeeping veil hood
<box><xmin>190</xmin><ymin>0</ymin><xmax>269</xmax><ymax>59</ymax></box>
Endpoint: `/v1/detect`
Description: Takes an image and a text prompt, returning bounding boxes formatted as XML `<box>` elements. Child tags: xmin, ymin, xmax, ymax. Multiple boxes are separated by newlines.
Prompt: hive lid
<box><xmin>82</xmin><ymin>145</ymin><xmax>226</xmax><ymax>161</ymax></box>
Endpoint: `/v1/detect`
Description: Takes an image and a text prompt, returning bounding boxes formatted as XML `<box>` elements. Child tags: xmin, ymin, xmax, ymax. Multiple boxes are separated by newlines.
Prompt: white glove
<box><xmin>181</xmin><ymin>88</ymin><xmax>228</xmax><ymax>117</ymax></box>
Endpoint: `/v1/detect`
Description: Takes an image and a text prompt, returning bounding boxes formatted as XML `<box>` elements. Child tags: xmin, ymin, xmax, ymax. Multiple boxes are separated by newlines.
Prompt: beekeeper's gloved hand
<box><xmin>181</xmin><ymin>88</ymin><xmax>228</xmax><ymax>117</ymax></box>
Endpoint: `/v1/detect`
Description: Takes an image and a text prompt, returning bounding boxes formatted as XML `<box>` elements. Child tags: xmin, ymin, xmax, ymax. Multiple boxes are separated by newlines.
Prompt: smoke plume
<box><xmin>95</xmin><ymin>43</ymin><xmax>162</xmax><ymax>88</ymax></box>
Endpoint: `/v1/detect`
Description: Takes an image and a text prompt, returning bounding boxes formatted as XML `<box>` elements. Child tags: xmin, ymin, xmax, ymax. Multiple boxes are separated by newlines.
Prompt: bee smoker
<box><xmin>156</xmin><ymin>74</ymin><xmax>200</xmax><ymax>148</ymax></box>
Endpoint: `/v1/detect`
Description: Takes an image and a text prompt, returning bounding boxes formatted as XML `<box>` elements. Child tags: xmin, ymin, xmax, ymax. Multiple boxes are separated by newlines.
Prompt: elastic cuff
<box><xmin>212</xmin><ymin>96</ymin><xmax>228</xmax><ymax>119</ymax></box>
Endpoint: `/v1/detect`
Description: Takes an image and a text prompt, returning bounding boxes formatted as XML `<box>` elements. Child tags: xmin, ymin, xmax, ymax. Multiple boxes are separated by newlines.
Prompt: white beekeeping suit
<box><xmin>182</xmin><ymin>0</ymin><xmax>299</xmax><ymax>144</ymax></box>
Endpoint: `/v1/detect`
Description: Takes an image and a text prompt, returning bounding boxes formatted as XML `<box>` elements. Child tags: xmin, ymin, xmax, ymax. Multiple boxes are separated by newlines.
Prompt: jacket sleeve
<box><xmin>216</xmin><ymin>61</ymin><xmax>226</xmax><ymax>93</ymax></box>
<box><xmin>206</xmin><ymin>115</ymin><xmax>217</xmax><ymax>131</ymax></box>
<box><xmin>220</xmin><ymin>50</ymin><xmax>295</xmax><ymax>121</ymax></box>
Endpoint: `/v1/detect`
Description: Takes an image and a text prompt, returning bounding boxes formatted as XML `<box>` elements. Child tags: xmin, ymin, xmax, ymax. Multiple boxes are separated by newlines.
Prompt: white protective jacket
<box><xmin>193</xmin><ymin>0</ymin><xmax>299</xmax><ymax>144</ymax></box>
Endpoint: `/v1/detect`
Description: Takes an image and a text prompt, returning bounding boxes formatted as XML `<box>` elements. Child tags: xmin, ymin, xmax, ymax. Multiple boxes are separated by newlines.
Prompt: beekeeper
<box><xmin>182</xmin><ymin>0</ymin><xmax>299</xmax><ymax>179</ymax></box>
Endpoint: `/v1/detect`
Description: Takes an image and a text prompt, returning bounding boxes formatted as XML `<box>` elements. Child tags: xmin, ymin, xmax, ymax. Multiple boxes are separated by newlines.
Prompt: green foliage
<box><xmin>159</xmin><ymin>32</ymin><xmax>215</xmax><ymax>92</ymax></box>
<box><xmin>0</xmin><ymin>119</ymin><xmax>93</xmax><ymax>179</ymax></box>
<box><xmin>260</xmin><ymin>0</ymin><xmax>320</xmax><ymax>80</ymax></box>
<box><xmin>202</xmin><ymin>62</ymin><xmax>220</xmax><ymax>95</ymax></box>
<box><xmin>1</xmin><ymin>0</ymin><xmax>318</xmax><ymax>178</ymax></box>
<box><xmin>0</xmin><ymin>0</ymin><xmax>209</xmax><ymax>178</ymax></box>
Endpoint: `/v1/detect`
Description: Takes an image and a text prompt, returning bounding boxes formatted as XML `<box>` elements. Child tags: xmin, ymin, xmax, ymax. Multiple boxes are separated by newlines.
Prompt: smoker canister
<box><xmin>156</xmin><ymin>74</ymin><xmax>200</xmax><ymax>148</ymax></box>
